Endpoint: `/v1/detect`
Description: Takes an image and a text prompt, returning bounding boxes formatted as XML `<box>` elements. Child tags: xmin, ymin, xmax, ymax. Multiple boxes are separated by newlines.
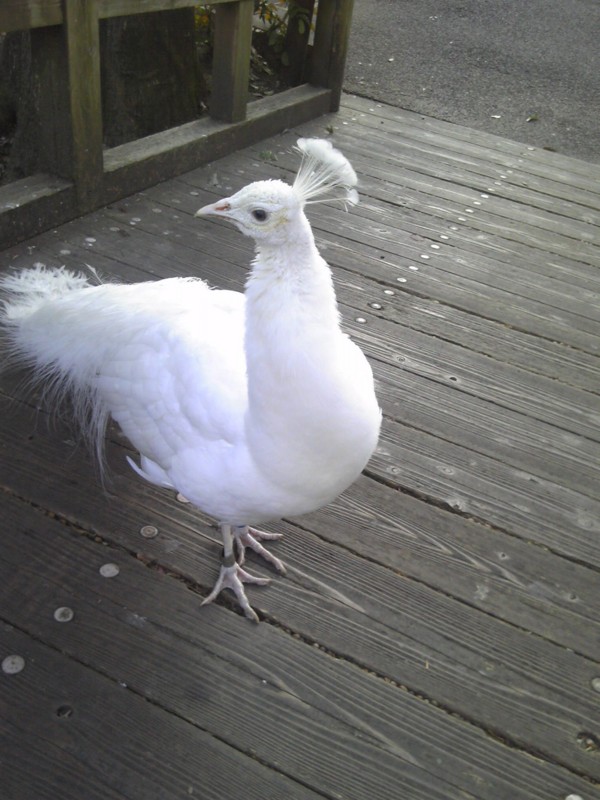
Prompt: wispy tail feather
<box><xmin>0</xmin><ymin>265</ymin><xmax>111</xmax><ymax>473</ymax></box>
<box><xmin>0</xmin><ymin>265</ymin><xmax>92</xmax><ymax>322</ymax></box>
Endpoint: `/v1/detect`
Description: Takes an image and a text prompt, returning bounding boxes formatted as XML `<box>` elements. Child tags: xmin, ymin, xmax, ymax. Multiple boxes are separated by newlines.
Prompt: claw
<box><xmin>202</xmin><ymin>523</ymin><xmax>285</xmax><ymax>622</ymax></box>
<box><xmin>201</xmin><ymin>563</ymin><xmax>269</xmax><ymax>623</ymax></box>
<box><xmin>234</xmin><ymin>526</ymin><xmax>287</xmax><ymax>574</ymax></box>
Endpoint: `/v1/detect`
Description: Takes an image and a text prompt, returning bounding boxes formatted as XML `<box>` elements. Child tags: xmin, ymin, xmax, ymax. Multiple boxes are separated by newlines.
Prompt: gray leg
<box><xmin>201</xmin><ymin>524</ymin><xmax>270</xmax><ymax>622</ymax></box>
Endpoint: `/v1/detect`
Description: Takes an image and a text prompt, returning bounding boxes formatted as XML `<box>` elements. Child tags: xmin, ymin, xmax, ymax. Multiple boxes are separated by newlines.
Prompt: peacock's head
<box><xmin>196</xmin><ymin>179</ymin><xmax>302</xmax><ymax>242</ymax></box>
<box><xmin>195</xmin><ymin>138</ymin><xmax>359</xmax><ymax>244</ymax></box>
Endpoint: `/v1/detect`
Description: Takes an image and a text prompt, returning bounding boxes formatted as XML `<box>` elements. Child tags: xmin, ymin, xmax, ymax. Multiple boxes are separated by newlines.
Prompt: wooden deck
<box><xmin>1</xmin><ymin>94</ymin><xmax>599</xmax><ymax>800</ymax></box>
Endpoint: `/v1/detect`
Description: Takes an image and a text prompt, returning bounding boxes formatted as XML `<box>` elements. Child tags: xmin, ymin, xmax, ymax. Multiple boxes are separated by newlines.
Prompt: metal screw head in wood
<box><xmin>99</xmin><ymin>563</ymin><xmax>120</xmax><ymax>578</ymax></box>
<box><xmin>53</xmin><ymin>607</ymin><xmax>74</xmax><ymax>622</ymax></box>
<box><xmin>2</xmin><ymin>655</ymin><xmax>25</xmax><ymax>674</ymax></box>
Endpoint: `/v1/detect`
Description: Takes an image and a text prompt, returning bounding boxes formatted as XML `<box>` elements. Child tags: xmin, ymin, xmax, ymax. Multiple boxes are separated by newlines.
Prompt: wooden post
<box><xmin>310</xmin><ymin>0</ymin><xmax>354</xmax><ymax>111</ymax></box>
<box><xmin>63</xmin><ymin>0</ymin><xmax>104</xmax><ymax>209</ymax></box>
<box><xmin>210</xmin><ymin>0</ymin><xmax>253</xmax><ymax>123</ymax></box>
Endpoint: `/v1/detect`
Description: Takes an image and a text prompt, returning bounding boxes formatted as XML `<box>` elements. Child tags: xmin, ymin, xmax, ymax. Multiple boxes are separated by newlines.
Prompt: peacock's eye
<box><xmin>252</xmin><ymin>208</ymin><xmax>268</xmax><ymax>222</ymax></box>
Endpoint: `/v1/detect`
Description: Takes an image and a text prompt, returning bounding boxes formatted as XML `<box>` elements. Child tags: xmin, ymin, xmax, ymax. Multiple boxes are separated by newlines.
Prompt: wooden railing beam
<box><xmin>0</xmin><ymin>0</ymin><xmax>354</xmax><ymax>248</ymax></box>
<box><xmin>97</xmin><ymin>0</ymin><xmax>234</xmax><ymax>18</ymax></box>
<box><xmin>0</xmin><ymin>0</ymin><xmax>239</xmax><ymax>31</ymax></box>
<box><xmin>0</xmin><ymin>1</ymin><xmax>62</xmax><ymax>32</ymax></box>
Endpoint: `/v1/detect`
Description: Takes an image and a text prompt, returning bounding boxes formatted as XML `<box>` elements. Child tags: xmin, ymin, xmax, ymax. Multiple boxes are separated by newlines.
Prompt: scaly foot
<box><xmin>201</xmin><ymin>558</ymin><xmax>269</xmax><ymax>623</ymax></box>
<box><xmin>234</xmin><ymin>525</ymin><xmax>287</xmax><ymax>574</ymax></box>
<box><xmin>201</xmin><ymin>524</ymin><xmax>285</xmax><ymax>621</ymax></box>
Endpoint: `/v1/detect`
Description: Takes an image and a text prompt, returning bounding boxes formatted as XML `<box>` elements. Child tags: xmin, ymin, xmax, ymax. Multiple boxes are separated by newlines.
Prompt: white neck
<box><xmin>244</xmin><ymin>213</ymin><xmax>341</xmax><ymax>348</ymax></box>
<box><xmin>240</xmin><ymin>211</ymin><xmax>379</xmax><ymax>508</ymax></box>
<box><xmin>242</xmin><ymin>215</ymin><xmax>354</xmax><ymax>482</ymax></box>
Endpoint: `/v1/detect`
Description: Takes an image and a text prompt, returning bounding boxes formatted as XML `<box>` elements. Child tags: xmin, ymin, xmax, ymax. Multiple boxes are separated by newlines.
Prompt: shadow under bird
<box><xmin>0</xmin><ymin>139</ymin><xmax>382</xmax><ymax>621</ymax></box>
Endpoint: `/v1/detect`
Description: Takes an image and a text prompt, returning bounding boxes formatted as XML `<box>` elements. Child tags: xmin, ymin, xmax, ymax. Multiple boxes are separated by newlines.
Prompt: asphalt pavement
<box><xmin>344</xmin><ymin>0</ymin><xmax>600</xmax><ymax>163</ymax></box>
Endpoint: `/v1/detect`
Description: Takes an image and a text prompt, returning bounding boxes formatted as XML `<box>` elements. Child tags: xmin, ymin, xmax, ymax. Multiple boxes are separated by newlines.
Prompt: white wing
<box><xmin>91</xmin><ymin>280</ymin><xmax>247</xmax><ymax>473</ymax></box>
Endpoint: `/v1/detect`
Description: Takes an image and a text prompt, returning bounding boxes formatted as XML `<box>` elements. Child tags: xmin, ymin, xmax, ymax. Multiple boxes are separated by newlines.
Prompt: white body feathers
<box><xmin>0</xmin><ymin>139</ymin><xmax>381</xmax><ymax>532</ymax></box>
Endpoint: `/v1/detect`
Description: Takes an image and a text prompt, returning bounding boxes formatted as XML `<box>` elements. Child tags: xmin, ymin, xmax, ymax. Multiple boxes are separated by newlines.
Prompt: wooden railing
<box><xmin>0</xmin><ymin>0</ymin><xmax>354</xmax><ymax>248</ymax></box>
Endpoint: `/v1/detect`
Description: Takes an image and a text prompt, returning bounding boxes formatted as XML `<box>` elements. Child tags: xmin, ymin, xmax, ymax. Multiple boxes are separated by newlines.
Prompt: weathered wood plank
<box><xmin>0</xmin><ymin>175</ymin><xmax>74</xmax><ymax>251</ymax></box>
<box><xmin>339</xmin><ymin>155</ymin><xmax>600</xmax><ymax>265</ymax></box>
<box><xmin>333</xmin><ymin>231</ymin><xmax>600</xmax><ymax>351</ymax></box>
<box><xmin>175</xmin><ymin>147</ymin><xmax>600</xmax><ymax>352</ymax></box>
<box><xmin>103</xmin><ymin>86</ymin><xmax>332</xmax><ymax>199</ymax></box>
<box><xmin>349</xmin><ymin>277</ymin><xmax>600</xmax><ymax>394</ymax></box>
<box><xmin>1</xmin><ymin>393</ymin><xmax>599</xmax><ymax>727</ymax></box>
<box><xmin>343</xmin><ymin>196</ymin><xmax>600</xmax><ymax>291</ymax></box>
<box><xmin>337</xmin><ymin>101</ymin><xmax>600</xmax><ymax>210</ymax></box>
<box><xmin>26</xmin><ymin>23</ymin><xmax>73</xmax><ymax>179</ymax></box>
<box><xmin>0</xmin><ymin>624</ymin><xmax>323</xmax><ymax>800</ymax></box>
<box><xmin>1</xmin><ymin>724</ymin><xmax>128</xmax><ymax>800</ymax></box>
<box><xmin>1</xmin><ymin>497</ymin><xmax>599</xmax><ymax>798</ymax></box>
<box><xmin>2</xmin><ymin>99</ymin><xmax>600</xmax><ymax>800</ymax></box>
<box><xmin>360</xmin><ymin>315</ymin><xmax>600</xmax><ymax>441</ymax></box>
<box><xmin>104</xmin><ymin>179</ymin><xmax>599</xmax><ymax>444</ymax></box>
<box><xmin>342</xmin><ymin>94</ymin><xmax>600</xmax><ymax>188</ymax></box>
<box><xmin>366</xmin><ymin>337</ymin><xmax>600</xmax><ymax>501</ymax></box>
<box><xmin>0</xmin><ymin>384</ymin><xmax>597</xmax><ymax>652</ymax></box>
<box><xmin>131</xmin><ymin>173</ymin><xmax>600</xmax><ymax>393</ymax></box>
<box><xmin>370</xmin><ymin>416</ymin><xmax>600</xmax><ymax>566</ymax></box>
<box><xmin>97</xmin><ymin>0</ymin><xmax>235</xmax><ymax>18</ymax></box>
<box><xmin>0</xmin><ymin>1</ymin><xmax>63</xmax><ymax>32</ymax></box>
<box><xmin>240</xmin><ymin>133</ymin><xmax>600</xmax><ymax>273</ymax></box>
<box><xmin>0</xmin><ymin>0</ymin><xmax>237</xmax><ymax>31</ymax></box>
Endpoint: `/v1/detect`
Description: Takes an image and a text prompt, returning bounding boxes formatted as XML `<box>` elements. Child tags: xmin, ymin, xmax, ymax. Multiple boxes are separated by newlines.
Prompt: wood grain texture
<box><xmin>176</xmin><ymin>149</ymin><xmax>600</xmax><ymax>352</ymax></box>
<box><xmin>0</xmin><ymin>623</ymin><xmax>325</xmax><ymax>800</ymax></box>
<box><xmin>0</xmin><ymin>389</ymin><xmax>599</xmax><ymax>781</ymax></box>
<box><xmin>0</xmin><ymin>388</ymin><xmax>597</xmax><ymax>660</ymax></box>
<box><xmin>1</xmin><ymin>497</ymin><xmax>599</xmax><ymax>799</ymax></box>
<box><xmin>0</xmin><ymin>0</ymin><xmax>236</xmax><ymax>32</ymax></box>
<box><xmin>341</xmin><ymin>95</ymin><xmax>600</xmax><ymax>187</ymax></box>
<box><xmin>0</xmin><ymin>176</ymin><xmax>74</xmax><ymax>251</ymax></box>
<box><xmin>97</xmin><ymin>0</ymin><xmax>236</xmax><ymax>19</ymax></box>
<box><xmin>0</xmin><ymin>0</ymin><xmax>63</xmax><ymax>32</ymax></box>
<box><xmin>1</xmin><ymin>98</ymin><xmax>599</xmax><ymax>798</ymax></box>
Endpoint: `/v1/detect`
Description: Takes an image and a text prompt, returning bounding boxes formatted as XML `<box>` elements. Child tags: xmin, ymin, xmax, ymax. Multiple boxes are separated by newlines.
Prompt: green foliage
<box><xmin>255</xmin><ymin>0</ymin><xmax>312</xmax><ymax>66</ymax></box>
<box><xmin>195</xmin><ymin>1</ymin><xmax>313</xmax><ymax>69</ymax></box>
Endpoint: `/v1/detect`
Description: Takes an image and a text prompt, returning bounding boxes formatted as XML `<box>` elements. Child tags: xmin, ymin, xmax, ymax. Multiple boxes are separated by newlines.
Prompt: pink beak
<box><xmin>195</xmin><ymin>199</ymin><xmax>232</xmax><ymax>217</ymax></box>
